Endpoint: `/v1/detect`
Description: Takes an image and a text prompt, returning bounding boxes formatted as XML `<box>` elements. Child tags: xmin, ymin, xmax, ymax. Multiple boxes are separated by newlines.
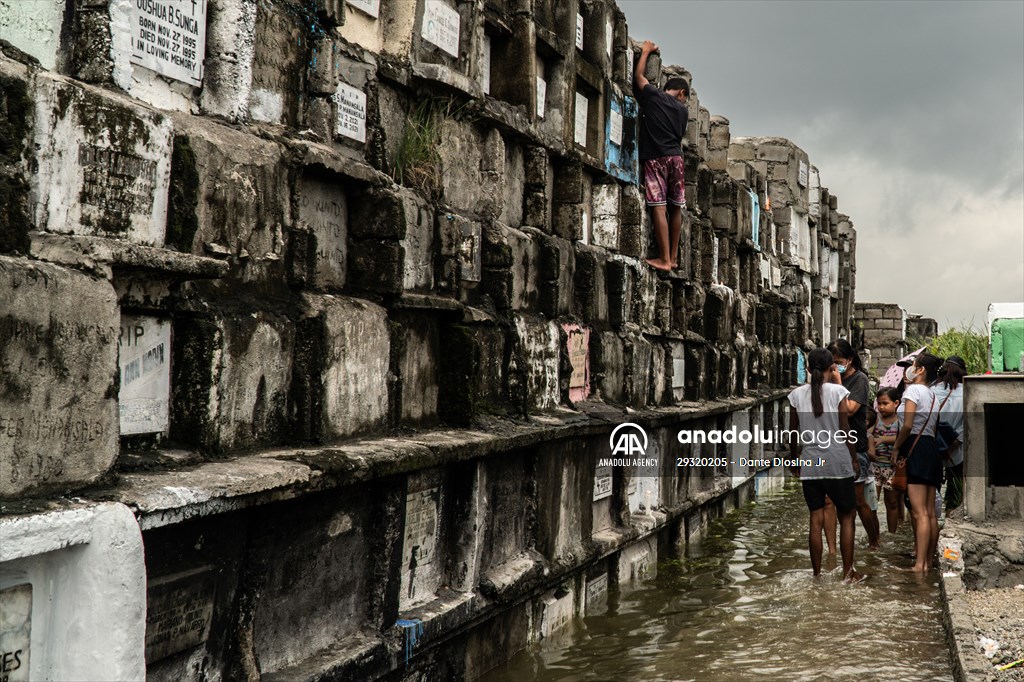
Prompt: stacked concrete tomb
<box><xmin>1</xmin><ymin>0</ymin><xmax>858</xmax><ymax>679</ymax></box>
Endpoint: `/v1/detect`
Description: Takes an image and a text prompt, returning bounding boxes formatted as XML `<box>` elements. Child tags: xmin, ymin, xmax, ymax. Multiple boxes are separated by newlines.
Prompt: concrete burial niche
<box><xmin>118</xmin><ymin>314</ymin><xmax>171</xmax><ymax>436</ymax></box>
<box><xmin>31</xmin><ymin>73</ymin><xmax>173</xmax><ymax>246</ymax></box>
<box><xmin>0</xmin><ymin>503</ymin><xmax>145</xmax><ymax>681</ymax></box>
<box><xmin>400</xmin><ymin>469</ymin><xmax>445</xmax><ymax>609</ymax></box>
<box><xmin>103</xmin><ymin>0</ymin><xmax>209</xmax><ymax>112</ymax></box>
<box><xmin>604</xmin><ymin>88</ymin><xmax>637</xmax><ymax>183</ymax></box>
<box><xmin>294</xmin><ymin>294</ymin><xmax>390</xmax><ymax>440</ymax></box>
<box><xmin>0</xmin><ymin>257</ymin><xmax>119</xmax><ymax>498</ymax></box>
<box><xmin>297</xmin><ymin>172</ymin><xmax>349</xmax><ymax>290</ymax></box>
<box><xmin>963</xmin><ymin>375</ymin><xmax>1024</xmax><ymax>521</ymax></box>
<box><xmin>248</xmin><ymin>0</ymin><xmax>306</xmax><ymax>125</ymax></box>
<box><xmin>562</xmin><ymin>323</ymin><xmax>591</xmax><ymax>403</ymax></box>
<box><xmin>417</xmin><ymin>0</ymin><xmax>464</xmax><ymax>68</ymax></box>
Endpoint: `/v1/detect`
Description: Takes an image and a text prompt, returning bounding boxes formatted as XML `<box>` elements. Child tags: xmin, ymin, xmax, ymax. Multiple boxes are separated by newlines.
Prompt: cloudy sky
<box><xmin>625</xmin><ymin>0</ymin><xmax>1024</xmax><ymax>331</ymax></box>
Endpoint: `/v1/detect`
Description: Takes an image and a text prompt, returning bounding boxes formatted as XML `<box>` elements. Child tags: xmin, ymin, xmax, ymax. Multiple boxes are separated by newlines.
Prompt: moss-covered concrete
<box><xmin>166</xmin><ymin>136</ymin><xmax>201</xmax><ymax>253</ymax></box>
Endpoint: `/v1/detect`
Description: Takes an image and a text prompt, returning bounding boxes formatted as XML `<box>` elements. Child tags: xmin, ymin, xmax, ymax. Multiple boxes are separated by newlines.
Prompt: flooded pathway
<box><xmin>482</xmin><ymin>484</ymin><xmax>952</xmax><ymax>681</ymax></box>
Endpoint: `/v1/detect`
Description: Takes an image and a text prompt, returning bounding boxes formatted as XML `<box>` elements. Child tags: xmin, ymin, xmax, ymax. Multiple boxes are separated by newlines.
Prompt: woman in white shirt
<box><xmin>788</xmin><ymin>348</ymin><xmax>863</xmax><ymax>582</ymax></box>
<box><xmin>892</xmin><ymin>353</ymin><xmax>942</xmax><ymax>572</ymax></box>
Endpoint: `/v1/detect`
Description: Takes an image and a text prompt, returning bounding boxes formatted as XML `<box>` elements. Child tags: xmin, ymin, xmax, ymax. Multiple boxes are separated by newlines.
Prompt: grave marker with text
<box><xmin>33</xmin><ymin>76</ymin><xmax>173</xmax><ymax>246</ymax></box>
<box><xmin>118</xmin><ymin>315</ymin><xmax>171</xmax><ymax>436</ymax></box>
<box><xmin>574</xmin><ymin>92</ymin><xmax>588</xmax><ymax>147</ymax></box>
<box><xmin>333</xmin><ymin>83</ymin><xmax>367</xmax><ymax>142</ymax></box>
<box><xmin>128</xmin><ymin>0</ymin><xmax>207</xmax><ymax>86</ymax></box>
<box><xmin>144</xmin><ymin>567</ymin><xmax>216</xmax><ymax>663</ymax></box>
<box><xmin>422</xmin><ymin>0</ymin><xmax>460</xmax><ymax>58</ymax></box>
<box><xmin>0</xmin><ymin>584</ymin><xmax>31</xmax><ymax>682</ymax></box>
<box><xmin>298</xmin><ymin>177</ymin><xmax>348</xmax><ymax>289</ymax></box>
<box><xmin>0</xmin><ymin>257</ymin><xmax>119</xmax><ymax>498</ymax></box>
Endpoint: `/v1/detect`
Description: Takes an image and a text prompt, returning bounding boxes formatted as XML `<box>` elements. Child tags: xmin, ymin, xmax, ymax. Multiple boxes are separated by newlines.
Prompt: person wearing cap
<box><xmin>932</xmin><ymin>356</ymin><xmax>966</xmax><ymax>511</ymax></box>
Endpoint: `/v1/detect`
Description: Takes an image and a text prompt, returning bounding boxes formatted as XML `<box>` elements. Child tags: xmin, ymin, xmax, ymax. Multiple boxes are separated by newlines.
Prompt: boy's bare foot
<box><xmin>646</xmin><ymin>258</ymin><xmax>672</xmax><ymax>272</ymax></box>
<box><xmin>670</xmin><ymin>260</ymin><xmax>678</xmax><ymax>269</ymax></box>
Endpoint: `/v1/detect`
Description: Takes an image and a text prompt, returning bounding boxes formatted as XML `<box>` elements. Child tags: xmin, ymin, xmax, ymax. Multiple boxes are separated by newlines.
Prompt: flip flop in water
<box><xmin>844</xmin><ymin>570</ymin><xmax>868</xmax><ymax>584</ymax></box>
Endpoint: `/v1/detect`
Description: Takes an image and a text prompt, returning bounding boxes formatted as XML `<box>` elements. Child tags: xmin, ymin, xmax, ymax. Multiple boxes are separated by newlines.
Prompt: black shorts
<box><xmin>801</xmin><ymin>477</ymin><xmax>856</xmax><ymax>513</ymax></box>
<box><xmin>906</xmin><ymin>434</ymin><xmax>943</xmax><ymax>487</ymax></box>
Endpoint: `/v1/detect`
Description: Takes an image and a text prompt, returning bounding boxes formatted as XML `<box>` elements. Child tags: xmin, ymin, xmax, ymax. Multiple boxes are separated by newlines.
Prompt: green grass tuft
<box><xmin>391</xmin><ymin>97</ymin><xmax>477</xmax><ymax>199</ymax></box>
<box><xmin>907</xmin><ymin>323</ymin><xmax>988</xmax><ymax>374</ymax></box>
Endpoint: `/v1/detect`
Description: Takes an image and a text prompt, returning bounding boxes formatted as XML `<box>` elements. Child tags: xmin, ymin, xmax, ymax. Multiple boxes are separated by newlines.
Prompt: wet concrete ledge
<box><xmin>84</xmin><ymin>387</ymin><xmax>791</xmax><ymax>531</ymax></box>
<box><xmin>261</xmin><ymin>470</ymin><xmax>774</xmax><ymax>682</ymax></box>
<box><xmin>940</xmin><ymin>572</ymin><xmax>974</xmax><ymax>682</ymax></box>
<box><xmin>33</xmin><ymin>391</ymin><xmax>790</xmax><ymax>679</ymax></box>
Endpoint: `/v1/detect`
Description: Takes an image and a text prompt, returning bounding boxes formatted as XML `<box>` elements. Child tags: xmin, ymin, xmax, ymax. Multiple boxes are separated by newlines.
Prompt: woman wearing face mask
<box><xmin>892</xmin><ymin>353</ymin><xmax>943</xmax><ymax>572</ymax></box>
<box><xmin>828</xmin><ymin>339</ymin><xmax>881</xmax><ymax>549</ymax></box>
<box><xmin>932</xmin><ymin>356</ymin><xmax>967</xmax><ymax>512</ymax></box>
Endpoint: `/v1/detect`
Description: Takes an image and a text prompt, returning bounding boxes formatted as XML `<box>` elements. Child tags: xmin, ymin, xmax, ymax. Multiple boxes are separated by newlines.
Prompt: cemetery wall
<box><xmin>1</xmin><ymin>0</ymin><xmax>858</xmax><ymax>678</ymax></box>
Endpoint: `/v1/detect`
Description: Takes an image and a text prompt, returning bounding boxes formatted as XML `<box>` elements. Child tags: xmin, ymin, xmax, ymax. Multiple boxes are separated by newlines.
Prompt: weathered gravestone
<box><xmin>32</xmin><ymin>76</ymin><xmax>173</xmax><ymax>246</ymax></box>
<box><xmin>0</xmin><ymin>257</ymin><xmax>119</xmax><ymax>498</ymax></box>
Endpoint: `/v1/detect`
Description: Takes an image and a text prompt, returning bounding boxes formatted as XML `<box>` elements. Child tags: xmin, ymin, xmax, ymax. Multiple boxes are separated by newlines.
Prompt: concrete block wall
<box><xmin>729</xmin><ymin>138</ymin><xmax>857</xmax><ymax>345</ymax></box>
<box><xmin>854</xmin><ymin>305</ymin><xmax>938</xmax><ymax>378</ymax></box>
<box><xmin>906</xmin><ymin>314</ymin><xmax>938</xmax><ymax>341</ymax></box>
<box><xmin>855</xmin><ymin>302</ymin><xmax>907</xmax><ymax>376</ymax></box>
<box><xmin>2</xmin><ymin>0</ymin><xmax>862</xmax><ymax>679</ymax></box>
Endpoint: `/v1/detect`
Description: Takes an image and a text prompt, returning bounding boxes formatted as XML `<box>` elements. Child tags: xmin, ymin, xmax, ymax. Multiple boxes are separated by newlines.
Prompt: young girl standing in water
<box><xmin>788</xmin><ymin>348</ymin><xmax>864</xmax><ymax>582</ymax></box>
<box><xmin>869</xmin><ymin>387</ymin><xmax>904</xmax><ymax>533</ymax></box>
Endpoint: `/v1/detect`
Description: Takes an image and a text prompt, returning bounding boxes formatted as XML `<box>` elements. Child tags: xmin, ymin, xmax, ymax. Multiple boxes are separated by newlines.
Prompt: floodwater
<box><xmin>481</xmin><ymin>484</ymin><xmax>952</xmax><ymax>682</ymax></box>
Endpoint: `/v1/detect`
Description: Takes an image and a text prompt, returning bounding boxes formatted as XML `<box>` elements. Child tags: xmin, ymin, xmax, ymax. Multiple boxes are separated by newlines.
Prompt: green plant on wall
<box><xmin>392</xmin><ymin>97</ymin><xmax>475</xmax><ymax>198</ymax></box>
<box><xmin>393</xmin><ymin>99</ymin><xmax>444</xmax><ymax>196</ymax></box>
<box><xmin>907</xmin><ymin>323</ymin><xmax>988</xmax><ymax>374</ymax></box>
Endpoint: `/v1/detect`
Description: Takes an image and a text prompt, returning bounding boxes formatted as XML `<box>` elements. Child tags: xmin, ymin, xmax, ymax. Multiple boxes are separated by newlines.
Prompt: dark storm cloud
<box><xmin>624</xmin><ymin>0</ymin><xmax>1024</xmax><ymax>194</ymax></box>
<box><xmin>622</xmin><ymin>0</ymin><xmax>1024</xmax><ymax>328</ymax></box>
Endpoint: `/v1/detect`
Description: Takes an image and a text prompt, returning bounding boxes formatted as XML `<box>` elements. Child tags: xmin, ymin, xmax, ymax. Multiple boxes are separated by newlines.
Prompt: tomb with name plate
<box><xmin>0</xmin><ymin>257</ymin><xmax>119</xmax><ymax>499</ymax></box>
<box><xmin>604</xmin><ymin>88</ymin><xmax>638</xmax><ymax>183</ymax></box>
<box><xmin>124</xmin><ymin>0</ymin><xmax>207</xmax><ymax>87</ymax></box>
<box><xmin>85</xmin><ymin>0</ymin><xmax>211</xmax><ymax>112</ymax></box>
<box><xmin>31</xmin><ymin>73</ymin><xmax>173</xmax><ymax>246</ymax></box>
<box><xmin>297</xmin><ymin>173</ymin><xmax>349</xmax><ymax>289</ymax></box>
<box><xmin>118</xmin><ymin>315</ymin><xmax>172</xmax><ymax>436</ymax></box>
<box><xmin>0</xmin><ymin>503</ymin><xmax>145</xmax><ymax>680</ymax></box>
<box><xmin>400</xmin><ymin>471</ymin><xmax>444</xmax><ymax>609</ymax></box>
<box><xmin>420</xmin><ymin>0</ymin><xmax>461</xmax><ymax>61</ymax></box>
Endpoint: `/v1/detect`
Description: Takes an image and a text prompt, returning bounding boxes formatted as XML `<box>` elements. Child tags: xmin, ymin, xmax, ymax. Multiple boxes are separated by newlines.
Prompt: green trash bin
<box><xmin>991</xmin><ymin>317</ymin><xmax>1024</xmax><ymax>372</ymax></box>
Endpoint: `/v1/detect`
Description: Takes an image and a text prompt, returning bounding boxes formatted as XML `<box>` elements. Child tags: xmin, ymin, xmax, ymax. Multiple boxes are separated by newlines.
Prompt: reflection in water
<box><xmin>482</xmin><ymin>484</ymin><xmax>951</xmax><ymax>682</ymax></box>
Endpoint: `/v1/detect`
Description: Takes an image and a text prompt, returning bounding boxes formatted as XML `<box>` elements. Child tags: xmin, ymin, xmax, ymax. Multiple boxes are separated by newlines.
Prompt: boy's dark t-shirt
<box><xmin>634</xmin><ymin>83</ymin><xmax>688</xmax><ymax>161</ymax></box>
<box><xmin>842</xmin><ymin>370</ymin><xmax>870</xmax><ymax>451</ymax></box>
